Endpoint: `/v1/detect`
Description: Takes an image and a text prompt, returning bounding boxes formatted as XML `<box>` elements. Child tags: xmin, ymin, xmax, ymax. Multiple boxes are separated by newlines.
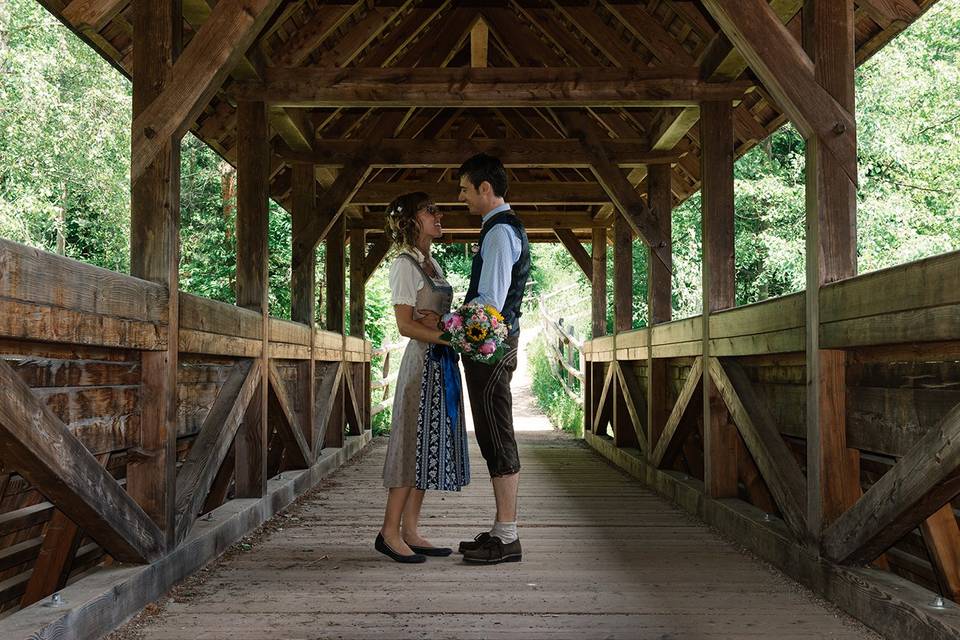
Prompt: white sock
<box><xmin>491</xmin><ymin>521</ymin><xmax>518</xmax><ymax>544</ymax></box>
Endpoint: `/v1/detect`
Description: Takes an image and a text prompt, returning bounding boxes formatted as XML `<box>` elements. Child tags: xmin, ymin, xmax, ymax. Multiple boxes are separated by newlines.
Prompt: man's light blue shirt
<box><xmin>468</xmin><ymin>203</ymin><xmax>522</xmax><ymax>328</ymax></box>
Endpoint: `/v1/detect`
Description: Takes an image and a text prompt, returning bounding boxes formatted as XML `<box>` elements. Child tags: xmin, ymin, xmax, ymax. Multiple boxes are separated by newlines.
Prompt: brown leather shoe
<box><xmin>462</xmin><ymin>536</ymin><xmax>522</xmax><ymax>564</ymax></box>
<box><xmin>458</xmin><ymin>531</ymin><xmax>491</xmax><ymax>554</ymax></box>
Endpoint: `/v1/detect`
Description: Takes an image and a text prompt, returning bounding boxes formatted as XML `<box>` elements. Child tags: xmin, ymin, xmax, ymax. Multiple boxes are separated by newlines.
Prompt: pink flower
<box><xmin>479</xmin><ymin>340</ymin><xmax>496</xmax><ymax>355</ymax></box>
<box><xmin>444</xmin><ymin>314</ymin><xmax>462</xmax><ymax>330</ymax></box>
<box><xmin>490</xmin><ymin>317</ymin><xmax>499</xmax><ymax>328</ymax></box>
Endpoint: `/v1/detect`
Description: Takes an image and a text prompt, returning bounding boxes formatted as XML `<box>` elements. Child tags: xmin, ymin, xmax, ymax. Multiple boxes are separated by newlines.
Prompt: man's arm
<box><xmin>469</xmin><ymin>225</ymin><xmax>520</xmax><ymax>311</ymax></box>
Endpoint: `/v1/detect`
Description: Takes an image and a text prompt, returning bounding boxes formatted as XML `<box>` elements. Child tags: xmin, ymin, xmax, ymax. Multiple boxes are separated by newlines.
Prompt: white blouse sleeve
<box><xmin>388</xmin><ymin>256</ymin><xmax>424</xmax><ymax>306</ymax></box>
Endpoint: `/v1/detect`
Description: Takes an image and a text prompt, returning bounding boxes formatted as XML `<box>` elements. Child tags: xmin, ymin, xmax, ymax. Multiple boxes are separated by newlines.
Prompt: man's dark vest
<box><xmin>465</xmin><ymin>209</ymin><xmax>531</xmax><ymax>337</ymax></box>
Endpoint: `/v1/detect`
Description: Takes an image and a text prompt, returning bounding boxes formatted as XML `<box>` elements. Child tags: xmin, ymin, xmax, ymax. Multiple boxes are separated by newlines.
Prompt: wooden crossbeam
<box><xmin>558</xmin><ymin>110</ymin><xmax>671</xmax><ymax>269</ymax></box>
<box><xmin>277</xmin><ymin>138</ymin><xmax>679</xmax><ymax>169</ymax></box>
<box><xmin>351</xmin><ymin>181</ymin><xmax>609</xmax><ymax>206</ymax></box>
<box><xmin>822</xmin><ymin>401</ymin><xmax>960</xmax><ymax>565</ymax></box>
<box><xmin>921</xmin><ymin>504</ymin><xmax>960</xmax><ymax>602</ymax></box>
<box><xmin>174</xmin><ymin>360</ymin><xmax>261</xmax><ymax>544</ymax></box>
<box><xmin>0</xmin><ymin>360</ymin><xmax>165</xmax><ymax>563</ymax></box>
<box><xmin>131</xmin><ymin>0</ymin><xmax>284</xmax><ymax>183</ymax></box>
<box><xmin>231</xmin><ymin>67</ymin><xmax>752</xmax><ymax>107</ymax></box>
<box><xmin>62</xmin><ymin>0</ymin><xmax>127</xmax><ymax>32</ymax></box>
<box><xmin>354</xmin><ymin>212</ymin><xmax>598</xmax><ymax>233</ymax></box>
<box><xmin>651</xmin><ymin>357</ymin><xmax>704</xmax><ymax>468</ymax></box>
<box><xmin>708</xmin><ymin>358</ymin><xmax>808</xmax><ymax>539</ymax></box>
<box><xmin>592</xmin><ymin>364</ymin><xmax>617</xmax><ymax>435</ymax></box>
<box><xmin>21</xmin><ymin>452</ymin><xmax>110</xmax><ymax>607</ymax></box>
<box><xmin>553</xmin><ymin>228</ymin><xmax>593</xmax><ymax>280</ymax></box>
<box><xmin>616</xmin><ymin>363</ymin><xmax>647</xmax><ymax>451</ymax></box>
<box><xmin>313</xmin><ymin>362</ymin><xmax>345</xmax><ymax>452</ymax></box>
<box><xmin>267</xmin><ymin>362</ymin><xmax>312</xmax><ymax>469</ymax></box>
<box><xmin>344</xmin><ymin>366</ymin><xmax>364</xmax><ymax>436</ymax></box>
<box><xmin>362</xmin><ymin>235</ymin><xmax>393</xmax><ymax>284</ymax></box>
<box><xmin>700</xmin><ymin>0</ymin><xmax>857</xmax><ymax>186</ymax></box>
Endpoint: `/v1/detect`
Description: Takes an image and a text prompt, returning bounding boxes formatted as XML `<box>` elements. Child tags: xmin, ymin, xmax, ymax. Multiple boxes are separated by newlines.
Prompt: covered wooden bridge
<box><xmin>0</xmin><ymin>0</ymin><xmax>957</xmax><ymax>638</ymax></box>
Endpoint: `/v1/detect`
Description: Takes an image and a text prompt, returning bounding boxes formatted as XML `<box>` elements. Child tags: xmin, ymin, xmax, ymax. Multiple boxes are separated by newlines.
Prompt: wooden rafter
<box><xmin>62</xmin><ymin>0</ymin><xmax>127</xmax><ymax>33</ymax></box>
<box><xmin>131</xmin><ymin>0</ymin><xmax>284</xmax><ymax>183</ymax></box>
<box><xmin>174</xmin><ymin>360</ymin><xmax>261</xmax><ymax>544</ymax></box>
<box><xmin>553</xmin><ymin>228</ymin><xmax>593</xmax><ymax>281</ymax></box>
<box><xmin>231</xmin><ymin>67</ymin><xmax>752</xmax><ymax>108</ymax></box>
<box><xmin>362</xmin><ymin>235</ymin><xmax>393</xmax><ymax>284</ymax></box>
<box><xmin>0</xmin><ymin>359</ymin><xmax>165</xmax><ymax>563</ymax></box>
<box><xmin>351</xmin><ymin>181</ymin><xmax>608</xmax><ymax>206</ymax></box>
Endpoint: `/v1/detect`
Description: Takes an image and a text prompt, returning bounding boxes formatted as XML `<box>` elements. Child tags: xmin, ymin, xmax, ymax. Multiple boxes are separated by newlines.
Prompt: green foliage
<box><xmin>527</xmin><ymin>334</ymin><xmax>583</xmax><ymax>436</ymax></box>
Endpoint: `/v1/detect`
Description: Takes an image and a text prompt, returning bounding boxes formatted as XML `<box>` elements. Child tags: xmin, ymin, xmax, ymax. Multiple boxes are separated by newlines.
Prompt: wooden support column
<box><xmin>804</xmin><ymin>0</ymin><xmax>860</xmax><ymax>541</ymax></box>
<box><xmin>291</xmin><ymin>163</ymin><xmax>316</xmax><ymax>453</ymax></box>
<box><xmin>235</xmin><ymin>100</ymin><xmax>269</xmax><ymax>498</ymax></box>
<box><xmin>128</xmin><ymin>0</ymin><xmax>181</xmax><ymax>546</ymax></box>
<box><xmin>612</xmin><ymin>212</ymin><xmax>637</xmax><ymax>448</ymax></box>
<box><xmin>700</xmin><ymin>100</ymin><xmax>738</xmax><ymax>499</ymax></box>
<box><xmin>349</xmin><ymin>229</ymin><xmax>366</xmax><ymax>337</ymax></box>
<box><xmin>591</xmin><ymin>227</ymin><xmax>607</xmax><ymax>338</ymax></box>
<box><xmin>646</xmin><ymin>164</ymin><xmax>672</xmax><ymax>456</ymax></box>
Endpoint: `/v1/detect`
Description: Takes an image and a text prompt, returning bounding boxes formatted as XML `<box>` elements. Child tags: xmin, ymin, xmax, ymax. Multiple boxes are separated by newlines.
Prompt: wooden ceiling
<box><xmin>38</xmin><ymin>0</ymin><xmax>940</xmax><ymax>241</ymax></box>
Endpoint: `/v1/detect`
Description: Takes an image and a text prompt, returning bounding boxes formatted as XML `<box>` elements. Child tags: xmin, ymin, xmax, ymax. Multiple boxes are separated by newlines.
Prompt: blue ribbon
<box><xmin>430</xmin><ymin>344</ymin><xmax>461</xmax><ymax>431</ymax></box>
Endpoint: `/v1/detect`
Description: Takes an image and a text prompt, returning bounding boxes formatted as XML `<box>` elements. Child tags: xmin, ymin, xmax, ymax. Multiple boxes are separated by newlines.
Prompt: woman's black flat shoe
<box><xmin>408</xmin><ymin>544</ymin><xmax>453</xmax><ymax>557</ymax></box>
<box><xmin>375</xmin><ymin>533</ymin><xmax>427</xmax><ymax>563</ymax></box>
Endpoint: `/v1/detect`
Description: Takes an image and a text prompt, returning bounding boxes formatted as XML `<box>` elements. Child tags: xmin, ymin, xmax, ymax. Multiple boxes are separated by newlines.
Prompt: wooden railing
<box><xmin>0</xmin><ymin>238</ymin><xmax>373</xmax><ymax>616</ymax></box>
<box><xmin>538</xmin><ymin>293</ymin><xmax>585</xmax><ymax>403</ymax></box>
<box><xmin>579</xmin><ymin>248</ymin><xmax>960</xmax><ymax>638</ymax></box>
<box><xmin>370</xmin><ymin>339</ymin><xmax>407</xmax><ymax>417</ymax></box>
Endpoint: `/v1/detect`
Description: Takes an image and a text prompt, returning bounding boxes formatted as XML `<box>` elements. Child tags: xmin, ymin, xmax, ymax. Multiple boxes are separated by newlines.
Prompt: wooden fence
<box><xmin>538</xmin><ymin>292</ymin><xmax>586</xmax><ymax>404</ymax></box>
<box><xmin>370</xmin><ymin>339</ymin><xmax>407</xmax><ymax>418</ymax></box>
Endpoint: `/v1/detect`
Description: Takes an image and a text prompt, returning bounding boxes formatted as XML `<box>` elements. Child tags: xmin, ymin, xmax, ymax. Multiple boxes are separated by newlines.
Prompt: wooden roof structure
<box><xmin>40</xmin><ymin>0</ymin><xmax>939</xmax><ymax>244</ymax></box>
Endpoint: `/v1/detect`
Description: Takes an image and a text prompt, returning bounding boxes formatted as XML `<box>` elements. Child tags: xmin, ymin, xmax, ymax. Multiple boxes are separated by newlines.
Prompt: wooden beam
<box><xmin>921</xmin><ymin>504</ymin><xmax>960</xmax><ymax>602</ymax></box>
<box><xmin>362</xmin><ymin>235</ymin><xmax>393</xmax><ymax>284</ymax></box>
<box><xmin>131</xmin><ymin>0</ymin><xmax>283</xmax><ymax>183</ymax></box>
<box><xmin>234</xmin><ymin>100</ymin><xmax>270</xmax><ymax>499</ymax></box>
<box><xmin>291</xmin><ymin>163</ymin><xmax>317</xmax><ymax>326</ymax></box>
<box><xmin>470</xmin><ymin>17</ymin><xmax>489</xmax><ymax>68</ymax></box>
<box><xmin>349</xmin><ymin>229</ymin><xmax>366</xmax><ymax>337</ymax></box>
<box><xmin>613</xmin><ymin>210</ymin><xmax>632</xmax><ymax>333</ymax></box>
<box><xmin>313</xmin><ymin>362</ymin><xmax>344</xmax><ymax>452</ymax></box>
<box><xmin>326</xmin><ymin>215</ymin><xmax>345</xmax><ymax>334</ymax></box>
<box><xmin>650</xmin><ymin>357</ymin><xmax>703</xmax><ymax>468</ymax></box>
<box><xmin>554</xmin><ymin>229</ymin><xmax>593</xmax><ymax>281</ymax></box>
<box><xmin>822</xmin><ymin>402</ymin><xmax>960</xmax><ymax>565</ymax></box>
<box><xmin>646</xmin><ymin>162</ymin><xmax>673</xmax><ymax>458</ymax></box>
<box><xmin>277</xmin><ymin>138</ymin><xmax>680</xmax><ymax>169</ymax></box>
<box><xmin>62</xmin><ymin>0</ymin><xmax>127</xmax><ymax>32</ymax></box>
<box><xmin>700</xmin><ymin>99</ymin><xmax>738</xmax><ymax>500</ymax></box>
<box><xmin>231</xmin><ymin>67</ymin><xmax>752</xmax><ymax>107</ymax></box>
<box><xmin>129</xmin><ymin>0</ymin><xmax>180</xmax><ymax>545</ymax></box>
<box><xmin>591</xmin><ymin>227</ymin><xmax>607</xmax><ymax>338</ymax></box>
<box><xmin>592</xmin><ymin>364</ymin><xmax>616</xmax><ymax>435</ymax></box>
<box><xmin>351</xmin><ymin>181</ymin><xmax>609</xmax><ymax>206</ymax></box>
<box><xmin>558</xmin><ymin>110</ymin><xmax>671</xmax><ymax>270</ymax></box>
<box><xmin>708</xmin><ymin>357</ymin><xmax>808</xmax><ymax>539</ymax></box>
<box><xmin>269</xmin><ymin>2</ymin><xmax>359</xmax><ymax>67</ymax></box>
<box><xmin>174</xmin><ymin>360</ymin><xmax>261</xmax><ymax>544</ymax></box>
<box><xmin>20</xmin><ymin>453</ymin><xmax>110</xmax><ymax>607</ymax></box>
<box><xmin>804</xmin><ymin>0</ymin><xmax>860</xmax><ymax>541</ymax></box>
<box><xmin>616</xmin><ymin>363</ymin><xmax>647</xmax><ymax>451</ymax></box>
<box><xmin>700</xmin><ymin>0</ymin><xmax>857</xmax><ymax>186</ymax></box>
<box><xmin>0</xmin><ymin>360</ymin><xmax>165</xmax><ymax>563</ymax></box>
<box><xmin>267</xmin><ymin>363</ymin><xmax>312</xmax><ymax>470</ymax></box>
<box><xmin>343</xmin><ymin>366</ymin><xmax>365</xmax><ymax>436</ymax></box>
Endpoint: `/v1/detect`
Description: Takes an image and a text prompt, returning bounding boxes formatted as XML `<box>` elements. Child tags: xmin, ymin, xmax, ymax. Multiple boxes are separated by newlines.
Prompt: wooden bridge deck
<box><xmin>112</xmin><ymin>431</ymin><xmax>880</xmax><ymax>640</ymax></box>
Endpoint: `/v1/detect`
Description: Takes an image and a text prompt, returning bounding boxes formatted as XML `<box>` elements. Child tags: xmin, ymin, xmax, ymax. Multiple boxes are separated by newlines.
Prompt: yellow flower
<box><xmin>466</xmin><ymin>323</ymin><xmax>488</xmax><ymax>342</ymax></box>
<box><xmin>485</xmin><ymin>306</ymin><xmax>504</xmax><ymax>321</ymax></box>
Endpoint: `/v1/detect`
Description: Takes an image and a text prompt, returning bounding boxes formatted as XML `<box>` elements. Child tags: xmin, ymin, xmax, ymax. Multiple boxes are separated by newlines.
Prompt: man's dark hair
<box><xmin>457</xmin><ymin>153</ymin><xmax>508</xmax><ymax>198</ymax></box>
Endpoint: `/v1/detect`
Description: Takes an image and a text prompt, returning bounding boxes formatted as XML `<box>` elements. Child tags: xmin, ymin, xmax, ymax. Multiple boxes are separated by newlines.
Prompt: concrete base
<box><xmin>0</xmin><ymin>431</ymin><xmax>373</xmax><ymax>640</ymax></box>
<box><xmin>584</xmin><ymin>431</ymin><xmax>960</xmax><ymax>640</ymax></box>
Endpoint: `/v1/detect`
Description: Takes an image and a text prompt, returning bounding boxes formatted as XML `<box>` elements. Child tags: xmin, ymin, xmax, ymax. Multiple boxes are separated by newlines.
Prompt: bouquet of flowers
<box><xmin>440</xmin><ymin>302</ymin><xmax>510</xmax><ymax>364</ymax></box>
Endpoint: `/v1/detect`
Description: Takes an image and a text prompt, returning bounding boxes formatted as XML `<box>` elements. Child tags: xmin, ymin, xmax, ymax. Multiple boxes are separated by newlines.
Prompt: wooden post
<box><xmin>291</xmin><ymin>163</ymin><xmax>316</xmax><ymax>455</ymax></box>
<box><xmin>646</xmin><ymin>163</ymin><xmax>672</xmax><ymax>456</ymax></box>
<box><xmin>804</xmin><ymin>0</ymin><xmax>860</xmax><ymax>540</ymax></box>
<box><xmin>700</xmin><ymin>100</ymin><xmax>738</xmax><ymax>499</ymax></box>
<box><xmin>128</xmin><ymin>0</ymin><xmax>181</xmax><ymax>545</ymax></box>
<box><xmin>235</xmin><ymin>100</ymin><xmax>269</xmax><ymax>498</ymax></box>
<box><xmin>350</xmin><ymin>228</ymin><xmax>366</xmax><ymax>337</ymax></box>
<box><xmin>591</xmin><ymin>227</ymin><xmax>607</xmax><ymax>338</ymax></box>
<box><xmin>612</xmin><ymin>212</ymin><xmax>637</xmax><ymax>447</ymax></box>
<box><xmin>325</xmin><ymin>214</ymin><xmax>346</xmax><ymax>447</ymax></box>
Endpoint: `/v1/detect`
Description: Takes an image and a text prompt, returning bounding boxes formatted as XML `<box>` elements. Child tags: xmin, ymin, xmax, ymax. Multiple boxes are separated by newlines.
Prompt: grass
<box><xmin>527</xmin><ymin>334</ymin><xmax>584</xmax><ymax>437</ymax></box>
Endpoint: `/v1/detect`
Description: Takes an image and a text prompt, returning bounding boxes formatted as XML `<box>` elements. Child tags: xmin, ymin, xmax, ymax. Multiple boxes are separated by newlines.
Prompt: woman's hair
<box><xmin>384</xmin><ymin>191</ymin><xmax>432</xmax><ymax>249</ymax></box>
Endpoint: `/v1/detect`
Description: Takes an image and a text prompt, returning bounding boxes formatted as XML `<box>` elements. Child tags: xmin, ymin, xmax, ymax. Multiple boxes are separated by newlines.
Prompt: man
<box><xmin>456</xmin><ymin>153</ymin><xmax>531</xmax><ymax>564</ymax></box>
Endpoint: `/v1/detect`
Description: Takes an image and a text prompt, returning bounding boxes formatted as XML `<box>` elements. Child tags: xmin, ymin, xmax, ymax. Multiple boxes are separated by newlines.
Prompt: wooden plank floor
<box><xmin>112</xmin><ymin>430</ymin><xmax>881</xmax><ymax>640</ymax></box>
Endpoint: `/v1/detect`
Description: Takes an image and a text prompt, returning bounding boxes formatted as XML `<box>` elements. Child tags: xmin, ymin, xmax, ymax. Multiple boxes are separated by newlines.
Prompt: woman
<box><xmin>375</xmin><ymin>191</ymin><xmax>470</xmax><ymax>564</ymax></box>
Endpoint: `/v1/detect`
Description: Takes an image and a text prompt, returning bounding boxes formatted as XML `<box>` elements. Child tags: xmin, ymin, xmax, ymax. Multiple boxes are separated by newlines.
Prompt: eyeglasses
<box><xmin>419</xmin><ymin>204</ymin><xmax>440</xmax><ymax>215</ymax></box>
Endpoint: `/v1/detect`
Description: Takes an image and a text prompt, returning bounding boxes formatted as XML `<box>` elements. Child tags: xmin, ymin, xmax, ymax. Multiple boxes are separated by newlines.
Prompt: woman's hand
<box><xmin>416</xmin><ymin>311</ymin><xmax>441</xmax><ymax>330</ymax></box>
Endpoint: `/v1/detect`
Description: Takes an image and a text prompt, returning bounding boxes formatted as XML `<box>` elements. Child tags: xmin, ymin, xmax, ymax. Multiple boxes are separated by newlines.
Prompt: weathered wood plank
<box><xmin>920</xmin><ymin>504</ymin><xmax>960</xmax><ymax>602</ymax></box>
<box><xmin>823</xmin><ymin>401</ymin><xmax>960</xmax><ymax>565</ymax></box>
<box><xmin>175</xmin><ymin>360</ymin><xmax>260</xmax><ymax>544</ymax></box>
<box><xmin>267</xmin><ymin>362</ymin><xmax>312</xmax><ymax>470</ymax></box>
<box><xmin>0</xmin><ymin>360</ymin><xmax>164</xmax><ymax>563</ymax></box>
<box><xmin>651</xmin><ymin>357</ymin><xmax>703</xmax><ymax>468</ymax></box>
<box><xmin>231</xmin><ymin>67</ymin><xmax>752</xmax><ymax>107</ymax></box>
